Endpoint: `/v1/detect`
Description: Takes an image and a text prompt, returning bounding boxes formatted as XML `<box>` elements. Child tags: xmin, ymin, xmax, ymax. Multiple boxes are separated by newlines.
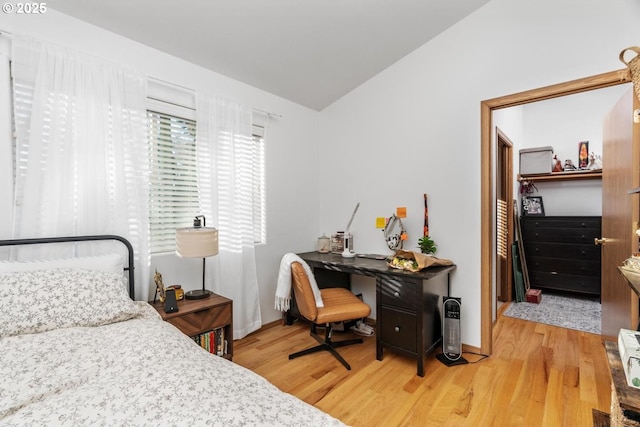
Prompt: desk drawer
<box><xmin>379</xmin><ymin>307</ymin><xmax>417</xmax><ymax>353</ymax></box>
<box><xmin>377</xmin><ymin>275</ymin><xmax>418</xmax><ymax>311</ymax></box>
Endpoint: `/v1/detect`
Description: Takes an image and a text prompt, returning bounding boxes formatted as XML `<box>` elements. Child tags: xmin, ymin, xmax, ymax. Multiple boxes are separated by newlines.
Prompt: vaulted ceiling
<box><xmin>49</xmin><ymin>0</ymin><xmax>490</xmax><ymax>110</ymax></box>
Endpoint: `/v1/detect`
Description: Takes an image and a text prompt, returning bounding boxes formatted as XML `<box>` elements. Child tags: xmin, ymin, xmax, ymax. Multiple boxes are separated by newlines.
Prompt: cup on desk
<box><xmin>317</xmin><ymin>235</ymin><xmax>330</xmax><ymax>253</ymax></box>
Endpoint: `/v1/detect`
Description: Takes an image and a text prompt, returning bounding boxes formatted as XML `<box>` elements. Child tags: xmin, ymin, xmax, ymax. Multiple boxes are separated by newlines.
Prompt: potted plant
<box><xmin>417</xmin><ymin>235</ymin><xmax>437</xmax><ymax>255</ymax></box>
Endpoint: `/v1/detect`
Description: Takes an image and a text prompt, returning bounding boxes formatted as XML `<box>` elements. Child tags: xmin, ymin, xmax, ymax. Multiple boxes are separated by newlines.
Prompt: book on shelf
<box><xmin>191</xmin><ymin>327</ymin><xmax>225</xmax><ymax>356</ymax></box>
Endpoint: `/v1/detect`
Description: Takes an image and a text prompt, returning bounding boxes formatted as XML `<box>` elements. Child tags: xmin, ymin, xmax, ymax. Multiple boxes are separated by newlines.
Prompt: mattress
<box><xmin>0</xmin><ymin>268</ymin><xmax>344</xmax><ymax>427</ymax></box>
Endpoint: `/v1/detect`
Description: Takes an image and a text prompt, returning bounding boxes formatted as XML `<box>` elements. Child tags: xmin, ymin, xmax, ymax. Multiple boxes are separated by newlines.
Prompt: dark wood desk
<box><xmin>297</xmin><ymin>252</ymin><xmax>456</xmax><ymax>377</ymax></box>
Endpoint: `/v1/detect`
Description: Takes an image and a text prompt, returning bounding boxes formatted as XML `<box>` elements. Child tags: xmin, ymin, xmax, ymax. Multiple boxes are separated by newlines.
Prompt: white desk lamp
<box><xmin>176</xmin><ymin>215</ymin><xmax>219</xmax><ymax>300</ymax></box>
<box><xmin>342</xmin><ymin>202</ymin><xmax>360</xmax><ymax>258</ymax></box>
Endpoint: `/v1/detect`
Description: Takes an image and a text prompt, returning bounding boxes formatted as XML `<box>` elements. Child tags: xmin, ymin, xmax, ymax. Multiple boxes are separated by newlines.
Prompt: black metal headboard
<box><xmin>0</xmin><ymin>235</ymin><xmax>135</xmax><ymax>298</ymax></box>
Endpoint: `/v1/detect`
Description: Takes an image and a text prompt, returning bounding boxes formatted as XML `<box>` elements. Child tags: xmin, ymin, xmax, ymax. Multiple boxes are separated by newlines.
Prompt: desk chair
<box><xmin>288</xmin><ymin>261</ymin><xmax>371</xmax><ymax>370</ymax></box>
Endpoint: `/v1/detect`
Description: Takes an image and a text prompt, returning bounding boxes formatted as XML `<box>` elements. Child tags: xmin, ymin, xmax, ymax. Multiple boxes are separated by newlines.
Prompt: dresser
<box><xmin>520</xmin><ymin>216</ymin><xmax>601</xmax><ymax>296</ymax></box>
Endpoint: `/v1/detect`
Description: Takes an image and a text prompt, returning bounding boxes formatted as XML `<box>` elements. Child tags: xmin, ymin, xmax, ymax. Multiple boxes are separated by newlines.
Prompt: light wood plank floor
<box><xmin>233</xmin><ymin>312</ymin><xmax>612</xmax><ymax>427</ymax></box>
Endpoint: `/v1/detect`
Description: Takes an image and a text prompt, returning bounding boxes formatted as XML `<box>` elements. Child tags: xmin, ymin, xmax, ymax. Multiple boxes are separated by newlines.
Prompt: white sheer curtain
<box><xmin>0</xmin><ymin>35</ymin><xmax>13</xmax><ymax>245</ymax></box>
<box><xmin>10</xmin><ymin>35</ymin><xmax>151</xmax><ymax>300</ymax></box>
<box><xmin>196</xmin><ymin>94</ymin><xmax>262</xmax><ymax>339</ymax></box>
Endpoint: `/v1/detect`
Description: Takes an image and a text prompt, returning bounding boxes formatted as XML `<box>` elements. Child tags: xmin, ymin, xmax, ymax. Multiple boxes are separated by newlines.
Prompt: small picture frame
<box><xmin>578</xmin><ymin>141</ymin><xmax>589</xmax><ymax>169</ymax></box>
<box><xmin>522</xmin><ymin>196</ymin><xmax>545</xmax><ymax>216</ymax></box>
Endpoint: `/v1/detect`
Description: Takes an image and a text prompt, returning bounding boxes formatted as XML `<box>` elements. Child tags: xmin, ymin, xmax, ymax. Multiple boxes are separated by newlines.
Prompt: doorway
<box><xmin>479</xmin><ymin>69</ymin><xmax>633</xmax><ymax>355</ymax></box>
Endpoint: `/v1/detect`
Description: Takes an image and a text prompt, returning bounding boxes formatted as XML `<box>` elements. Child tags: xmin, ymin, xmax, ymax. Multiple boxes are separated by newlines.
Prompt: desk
<box><xmin>296</xmin><ymin>252</ymin><xmax>456</xmax><ymax>377</ymax></box>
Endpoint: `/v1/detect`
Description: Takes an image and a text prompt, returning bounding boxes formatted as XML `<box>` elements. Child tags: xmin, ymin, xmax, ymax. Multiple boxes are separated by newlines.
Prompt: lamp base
<box><xmin>184</xmin><ymin>289</ymin><xmax>212</xmax><ymax>300</ymax></box>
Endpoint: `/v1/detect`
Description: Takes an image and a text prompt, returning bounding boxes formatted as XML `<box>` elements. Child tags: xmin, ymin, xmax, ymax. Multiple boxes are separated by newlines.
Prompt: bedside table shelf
<box><xmin>151</xmin><ymin>293</ymin><xmax>233</xmax><ymax>360</ymax></box>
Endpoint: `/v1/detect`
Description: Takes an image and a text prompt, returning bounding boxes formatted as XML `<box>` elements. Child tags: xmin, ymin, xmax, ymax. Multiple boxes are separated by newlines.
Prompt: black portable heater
<box><xmin>436</xmin><ymin>296</ymin><xmax>468</xmax><ymax>366</ymax></box>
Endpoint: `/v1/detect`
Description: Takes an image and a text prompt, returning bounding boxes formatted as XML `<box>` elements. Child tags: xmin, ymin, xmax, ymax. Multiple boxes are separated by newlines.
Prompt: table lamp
<box><xmin>176</xmin><ymin>215</ymin><xmax>219</xmax><ymax>300</ymax></box>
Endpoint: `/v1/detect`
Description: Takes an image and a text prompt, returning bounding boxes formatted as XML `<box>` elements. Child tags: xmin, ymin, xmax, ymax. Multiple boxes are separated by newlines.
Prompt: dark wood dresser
<box><xmin>520</xmin><ymin>215</ymin><xmax>601</xmax><ymax>296</ymax></box>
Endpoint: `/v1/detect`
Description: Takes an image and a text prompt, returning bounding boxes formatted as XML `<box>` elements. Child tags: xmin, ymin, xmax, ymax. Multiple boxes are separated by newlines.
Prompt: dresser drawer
<box><xmin>165</xmin><ymin>304</ymin><xmax>232</xmax><ymax>337</ymax></box>
<box><xmin>528</xmin><ymin>271</ymin><xmax>600</xmax><ymax>295</ymax></box>
<box><xmin>526</xmin><ymin>256</ymin><xmax>600</xmax><ymax>277</ymax></box>
<box><xmin>379</xmin><ymin>307</ymin><xmax>417</xmax><ymax>353</ymax></box>
<box><xmin>521</xmin><ymin>216</ymin><xmax>601</xmax><ymax>230</ymax></box>
<box><xmin>521</xmin><ymin>226</ymin><xmax>600</xmax><ymax>244</ymax></box>
<box><xmin>523</xmin><ymin>242</ymin><xmax>600</xmax><ymax>261</ymax></box>
<box><xmin>377</xmin><ymin>275</ymin><xmax>418</xmax><ymax>311</ymax></box>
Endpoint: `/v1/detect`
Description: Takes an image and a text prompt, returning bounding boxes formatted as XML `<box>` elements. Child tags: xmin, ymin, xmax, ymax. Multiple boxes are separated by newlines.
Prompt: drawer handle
<box><xmin>394</xmin><ymin>291</ymin><xmax>400</xmax><ymax>298</ymax></box>
<box><xmin>394</xmin><ymin>326</ymin><xmax>401</xmax><ymax>332</ymax></box>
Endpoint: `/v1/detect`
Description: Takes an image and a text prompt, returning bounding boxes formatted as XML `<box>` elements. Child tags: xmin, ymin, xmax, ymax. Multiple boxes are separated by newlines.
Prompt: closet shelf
<box><xmin>517</xmin><ymin>170</ymin><xmax>602</xmax><ymax>183</ymax></box>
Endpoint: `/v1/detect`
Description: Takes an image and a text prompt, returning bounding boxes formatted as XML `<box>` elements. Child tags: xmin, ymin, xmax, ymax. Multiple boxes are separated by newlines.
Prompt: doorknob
<box><xmin>594</xmin><ymin>237</ymin><xmax>607</xmax><ymax>245</ymax></box>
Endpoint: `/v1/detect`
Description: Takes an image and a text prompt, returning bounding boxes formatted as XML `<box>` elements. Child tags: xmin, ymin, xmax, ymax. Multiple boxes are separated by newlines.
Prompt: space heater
<box><xmin>436</xmin><ymin>296</ymin><xmax>468</xmax><ymax>366</ymax></box>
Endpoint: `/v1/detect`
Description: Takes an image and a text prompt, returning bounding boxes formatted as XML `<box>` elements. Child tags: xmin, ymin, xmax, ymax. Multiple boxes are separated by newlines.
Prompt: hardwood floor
<box><xmin>233</xmin><ymin>312</ymin><xmax>613</xmax><ymax>427</ymax></box>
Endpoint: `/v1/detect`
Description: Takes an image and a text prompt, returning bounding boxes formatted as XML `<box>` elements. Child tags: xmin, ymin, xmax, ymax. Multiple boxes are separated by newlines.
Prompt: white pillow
<box><xmin>0</xmin><ymin>254</ymin><xmax>123</xmax><ymax>275</ymax></box>
<box><xmin>0</xmin><ymin>268</ymin><xmax>140</xmax><ymax>338</ymax></box>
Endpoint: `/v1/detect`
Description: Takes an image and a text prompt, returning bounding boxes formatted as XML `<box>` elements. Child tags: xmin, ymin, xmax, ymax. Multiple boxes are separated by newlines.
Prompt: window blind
<box><xmin>148</xmin><ymin>110</ymin><xmax>199</xmax><ymax>253</ymax></box>
<box><xmin>496</xmin><ymin>198</ymin><xmax>507</xmax><ymax>259</ymax></box>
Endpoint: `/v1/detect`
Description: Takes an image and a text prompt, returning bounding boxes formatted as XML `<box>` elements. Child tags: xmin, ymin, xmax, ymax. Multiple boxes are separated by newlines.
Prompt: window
<box><xmin>147</xmin><ymin>90</ymin><xmax>267</xmax><ymax>253</ymax></box>
<box><xmin>148</xmin><ymin>107</ymin><xmax>199</xmax><ymax>254</ymax></box>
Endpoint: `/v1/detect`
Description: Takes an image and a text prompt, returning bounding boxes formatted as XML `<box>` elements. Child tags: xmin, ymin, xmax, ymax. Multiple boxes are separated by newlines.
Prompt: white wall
<box><xmin>318</xmin><ymin>0</ymin><xmax>640</xmax><ymax>348</ymax></box>
<box><xmin>2</xmin><ymin>0</ymin><xmax>640</xmax><ymax>348</ymax></box>
<box><xmin>518</xmin><ymin>85</ymin><xmax>629</xmax><ymax>216</ymax></box>
<box><xmin>495</xmin><ymin>85</ymin><xmax>629</xmax><ymax>217</ymax></box>
<box><xmin>0</xmin><ymin>11</ymin><xmax>321</xmax><ymax>326</ymax></box>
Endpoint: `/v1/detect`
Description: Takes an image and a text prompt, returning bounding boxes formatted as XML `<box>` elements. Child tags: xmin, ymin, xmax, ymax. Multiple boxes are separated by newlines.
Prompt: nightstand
<box><xmin>150</xmin><ymin>293</ymin><xmax>233</xmax><ymax>360</ymax></box>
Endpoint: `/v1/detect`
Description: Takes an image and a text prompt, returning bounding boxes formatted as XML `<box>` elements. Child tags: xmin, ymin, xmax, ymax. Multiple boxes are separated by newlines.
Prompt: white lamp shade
<box><xmin>176</xmin><ymin>227</ymin><xmax>219</xmax><ymax>258</ymax></box>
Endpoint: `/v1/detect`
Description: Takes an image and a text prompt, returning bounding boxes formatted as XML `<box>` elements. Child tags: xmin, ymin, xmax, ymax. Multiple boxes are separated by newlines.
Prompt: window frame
<box><xmin>147</xmin><ymin>99</ymin><xmax>199</xmax><ymax>254</ymax></box>
<box><xmin>147</xmin><ymin>92</ymin><xmax>267</xmax><ymax>253</ymax></box>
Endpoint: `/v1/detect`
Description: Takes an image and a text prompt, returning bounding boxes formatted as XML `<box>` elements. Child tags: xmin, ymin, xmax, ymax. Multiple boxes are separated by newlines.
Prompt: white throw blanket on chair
<box><xmin>275</xmin><ymin>253</ymin><xmax>324</xmax><ymax>311</ymax></box>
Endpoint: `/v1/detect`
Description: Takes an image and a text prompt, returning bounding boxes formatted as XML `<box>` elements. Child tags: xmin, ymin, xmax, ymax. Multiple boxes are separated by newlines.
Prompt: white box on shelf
<box><xmin>618</xmin><ymin>328</ymin><xmax>640</xmax><ymax>389</ymax></box>
<box><xmin>519</xmin><ymin>146</ymin><xmax>553</xmax><ymax>175</ymax></box>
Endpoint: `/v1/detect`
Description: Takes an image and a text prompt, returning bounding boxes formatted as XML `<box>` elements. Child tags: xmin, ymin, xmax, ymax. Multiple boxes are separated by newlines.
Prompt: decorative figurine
<box><xmin>588</xmin><ymin>152</ymin><xmax>603</xmax><ymax>170</ymax></box>
<box><xmin>552</xmin><ymin>155</ymin><xmax>563</xmax><ymax>172</ymax></box>
<box><xmin>153</xmin><ymin>270</ymin><xmax>166</xmax><ymax>303</ymax></box>
<box><xmin>564</xmin><ymin>159</ymin><xmax>577</xmax><ymax>171</ymax></box>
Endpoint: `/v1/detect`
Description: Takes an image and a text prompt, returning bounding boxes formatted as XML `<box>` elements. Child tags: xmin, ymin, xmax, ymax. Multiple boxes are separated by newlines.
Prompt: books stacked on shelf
<box><xmin>192</xmin><ymin>328</ymin><xmax>226</xmax><ymax>356</ymax></box>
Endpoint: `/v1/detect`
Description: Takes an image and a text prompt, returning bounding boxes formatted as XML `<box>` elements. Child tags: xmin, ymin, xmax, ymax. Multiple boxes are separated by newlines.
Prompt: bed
<box><xmin>0</xmin><ymin>235</ymin><xmax>345</xmax><ymax>427</ymax></box>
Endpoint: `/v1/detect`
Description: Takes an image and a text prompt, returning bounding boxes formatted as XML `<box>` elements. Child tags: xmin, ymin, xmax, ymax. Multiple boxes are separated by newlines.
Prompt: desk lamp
<box><xmin>342</xmin><ymin>202</ymin><xmax>360</xmax><ymax>258</ymax></box>
<box><xmin>176</xmin><ymin>215</ymin><xmax>219</xmax><ymax>300</ymax></box>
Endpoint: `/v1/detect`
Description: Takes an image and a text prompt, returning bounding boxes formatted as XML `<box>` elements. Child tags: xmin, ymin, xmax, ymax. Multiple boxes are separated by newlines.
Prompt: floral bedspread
<box><xmin>0</xmin><ymin>303</ymin><xmax>344</xmax><ymax>427</ymax></box>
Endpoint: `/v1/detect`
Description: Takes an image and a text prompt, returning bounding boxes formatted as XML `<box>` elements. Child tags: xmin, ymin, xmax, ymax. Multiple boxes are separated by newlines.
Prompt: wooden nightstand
<box><xmin>150</xmin><ymin>293</ymin><xmax>233</xmax><ymax>360</ymax></box>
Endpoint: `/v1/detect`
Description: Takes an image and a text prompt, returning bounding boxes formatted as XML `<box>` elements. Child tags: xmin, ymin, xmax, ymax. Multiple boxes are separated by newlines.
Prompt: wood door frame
<box><xmin>479</xmin><ymin>69</ymin><xmax>631</xmax><ymax>355</ymax></box>
<box><xmin>496</xmin><ymin>128</ymin><xmax>514</xmax><ymax>304</ymax></box>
